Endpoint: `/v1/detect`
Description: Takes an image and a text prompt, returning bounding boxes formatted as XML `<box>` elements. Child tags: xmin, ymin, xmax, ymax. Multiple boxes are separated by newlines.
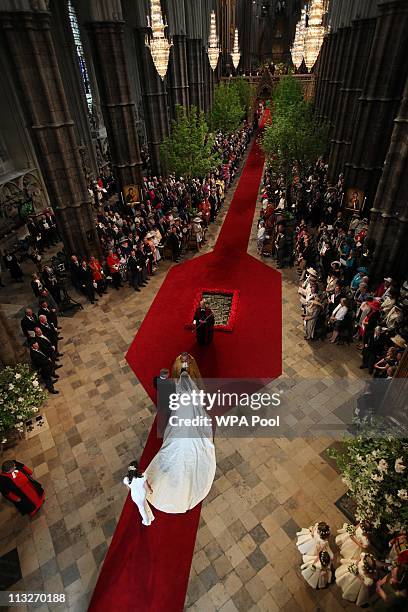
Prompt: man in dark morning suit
<box><xmin>21</xmin><ymin>308</ymin><xmax>38</xmax><ymax>341</ymax></box>
<box><xmin>30</xmin><ymin>342</ymin><xmax>59</xmax><ymax>394</ymax></box>
<box><xmin>153</xmin><ymin>369</ymin><xmax>176</xmax><ymax>437</ymax></box>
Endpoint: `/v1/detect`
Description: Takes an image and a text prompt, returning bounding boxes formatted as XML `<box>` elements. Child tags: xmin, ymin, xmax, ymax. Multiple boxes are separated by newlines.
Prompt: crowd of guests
<box><xmin>64</xmin><ymin>121</ymin><xmax>254</xmax><ymax>304</ymax></box>
<box><xmin>21</xmin><ymin>301</ymin><xmax>63</xmax><ymax>394</ymax></box>
<box><xmin>257</xmin><ymin>160</ymin><xmax>408</xmax><ymax>381</ymax></box>
<box><xmin>8</xmin><ymin>121</ymin><xmax>254</xmax><ymax>397</ymax></box>
<box><xmin>1</xmin><ymin>210</ymin><xmax>59</xmax><ymax>288</ymax></box>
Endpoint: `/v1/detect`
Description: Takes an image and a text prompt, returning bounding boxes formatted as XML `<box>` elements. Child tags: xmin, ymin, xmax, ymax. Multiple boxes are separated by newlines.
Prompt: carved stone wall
<box><xmin>0</xmin><ymin>6</ymin><xmax>100</xmax><ymax>257</ymax></box>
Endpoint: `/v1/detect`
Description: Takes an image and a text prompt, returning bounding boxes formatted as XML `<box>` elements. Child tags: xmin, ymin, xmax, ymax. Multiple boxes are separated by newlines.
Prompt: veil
<box><xmin>176</xmin><ymin>371</ymin><xmax>199</xmax><ymax>395</ymax></box>
<box><xmin>162</xmin><ymin>372</ymin><xmax>213</xmax><ymax>440</ymax></box>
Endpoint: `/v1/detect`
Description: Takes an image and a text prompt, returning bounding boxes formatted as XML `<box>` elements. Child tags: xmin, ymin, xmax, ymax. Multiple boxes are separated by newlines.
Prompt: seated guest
<box><xmin>328</xmin><ymin>297</ymin><xmax>348</xmax><ymax>343</ymax></box>
<box><xmin>327</xmin><ymin>283</ymin><xmax>343</xmax><ymax>316</ymax></box>
<box><xmin>373</xmin><ymin>347</ymin><xmax>398</xmax><ymax>378</ymax></box>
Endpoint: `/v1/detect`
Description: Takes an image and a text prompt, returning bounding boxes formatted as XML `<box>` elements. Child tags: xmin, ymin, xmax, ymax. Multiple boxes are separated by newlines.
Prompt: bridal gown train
<box><xmin>146</xmin><ymin>373</ymin><xmax>216</xmax><ymax>514</ymax></box>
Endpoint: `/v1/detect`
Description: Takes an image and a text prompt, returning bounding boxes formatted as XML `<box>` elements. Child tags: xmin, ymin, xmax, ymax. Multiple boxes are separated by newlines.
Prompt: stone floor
<box><xmin>0</xmin><ymin>156</ymin><xmax>367</xmax><ymax>611</ymax></box>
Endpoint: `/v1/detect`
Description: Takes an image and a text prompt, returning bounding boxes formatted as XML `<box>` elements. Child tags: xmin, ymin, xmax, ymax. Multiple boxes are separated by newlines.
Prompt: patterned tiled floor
<box><xmin>0</xmin><ymin>154</ymin><xmax>365</xmax><ymax>611</ymax></box>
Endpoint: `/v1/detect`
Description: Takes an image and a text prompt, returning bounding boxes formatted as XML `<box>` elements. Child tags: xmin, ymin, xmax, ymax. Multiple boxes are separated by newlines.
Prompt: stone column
<box><xmin>327</xmin><ymin>16</ymin><xmax>376</xmax><ymax>182</ymax></box>
<box><xmin>202</xmin><ymin>45</ymin><xmax>212</xmax><ymax>115</ymax></box>
<box><xmin>325</xmin><ymin>24</ymin><xmax>351</xmax><ymax>131</ymax></box>
<box><xmin>0</xmin><ymin>5</ymin><xmax>100</xmax><ymax>258</ymax></box>
<box><xmin>0</xmin><ymin>307</ymin><xmax>26</xmax><ymax>367</ymax></box>
<box><xmin>187</xmin><ymin>38</ymin><xmax>205</xmax><ymax>111</ymax></box>
<box><xmin>344</xmin><ymin>0</ymin><xmax>408</xmax><ymax>206</ymax></box>
<box><xmin>168</xmin><ymin>34</ymin><xmax>189</xmax><ymax>116</ymax></box>
<box><xmin>134</xmin><ymin>28</ymin><xmax>170</xmax><ymax>175</ymax></box>
<box><xmin>316</xmin><ymin>32</ymin><xmax>337</xmax><ymax>123</ymax></box>
<box><xmin>319</xmin><ymin>30</ymin><xmax>340</xmax><ymax>124</ymax></box>
<box><xmin>314</xmin><ymin>33</ymin><xmax>330</xmax><ymax>119</ymax></box>
<box><xmin>367</xmin><ymin>75</ymin><xmax>408</xmax><ymax>282</ymax></box>
<box><xmin>86</xmin><ymin>3</ymin><xmax>142</xmax><ymax>190</ymax></box>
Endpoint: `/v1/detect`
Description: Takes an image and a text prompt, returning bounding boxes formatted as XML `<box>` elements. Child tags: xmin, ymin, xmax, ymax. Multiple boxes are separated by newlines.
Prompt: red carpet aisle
<box><xmin>89</xmin><ymin>127</ymin><xmax>281</xmax><ymax>612</ymax></box>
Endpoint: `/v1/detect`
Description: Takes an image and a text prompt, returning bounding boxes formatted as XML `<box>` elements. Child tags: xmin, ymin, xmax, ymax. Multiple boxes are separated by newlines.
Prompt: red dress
<box><xmin>0</xmin><ymin>462</ymin><xmax>44</xmax><ymax>516</ymax></box>
<box><xmin>90</xmin><ymin>259</ymin><xmax>103</xmax><ymax>282</ymax></box>
<box><xmin>107</xmin><ymin>254</ymin><xmax>120</xmax><ymax>274</ymax></box>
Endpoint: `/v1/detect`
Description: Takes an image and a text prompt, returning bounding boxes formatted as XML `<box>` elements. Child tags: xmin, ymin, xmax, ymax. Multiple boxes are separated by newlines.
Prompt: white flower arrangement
<box><xmin>328</xmin><ymin>436</ymin><xmax>408</xmax><ymax>533</ymax></box>
<box><xmin>378</xmin><ymin>459</ymin><xmax>388</xmax><ymax>473</ymax></box>
<box><xmin>347</xmin><ymin>562</ymin><xmax>359</xmax><ymax>576</ymax></box>
<box><xmin>0</xmin><ymin>363</ymin><xmax>47</xmax><ymax>439</ymax></box>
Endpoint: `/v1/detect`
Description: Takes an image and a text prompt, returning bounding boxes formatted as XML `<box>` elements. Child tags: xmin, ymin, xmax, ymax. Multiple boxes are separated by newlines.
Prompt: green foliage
<box><xmin>328</xmin><ymin>436</ymin><xmax>408</xmax><ymax>533</ymax></box>
<box><xmin>0</xmin><ymin>363</ymin><xmax>47</xmax><ymax>440</ymax></box>
<box><xmin>272</xmin><ymin>74</ymin><xmax>304</xmax><ymax>117</ymax></box>
<box><xmin>231</xmin><ymin>76</ymin><xmax>255</xmax><ymax>114</ymax></box>
<box><xmin>210</xmin><ymin>82</ymin><xmax>245</xmax><ymax>134</ymax></box>
<box><xmin>160</xmin><ymin>105</ymin><xmax>221</xmax><ymax>178</ymax></box>
<box><xmin>261</xmin><ymin>74</ymin><xmax>328</xmax><ymax>180</ymax></box>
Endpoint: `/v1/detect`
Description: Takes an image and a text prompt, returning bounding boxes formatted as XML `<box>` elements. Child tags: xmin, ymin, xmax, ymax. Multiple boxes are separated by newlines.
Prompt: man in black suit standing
<box><xmin>30</xmin><ymin>342</ymin><xmax>59</xmax><ymax>394</ymax></box>
<box><xmin>166</xmin><ymin>226</ymin><xmax>181</xmax><ymax>261</ymax></box>
<box><xmin>38</xmin><ymin>315</ymin><xmax>62</xmax><ymax>353</ymax></box>
<box><xmin>127</xmin><ymin>249</ymin><xmax>143</xmax><ymax>292</ymax></box>
<box><xmin>38</xmin><ymin>300</ymin><xmax>60</xmax><ymax>329</ymax></box>
<box><xmin>361</xmin><ymin>326</ymin><xmax>385</xmax><ymax>374</ymax></box>
<box><xmin>33</xmin><ymin>327</ymin><xmax>62</xmax><ymax>368</ymax></box>
<box><xmin>69</xmin><ymin>254</ymin><xmax>82</xmax><ymax>290</ymax></box>
<box><xmin>153</xmin><ymin>368</ymin><xmax>176</xmax><ymax>437</ymax></box>
<box><xmin>20</xmin><ymin>308</ymin><xmax>38</xmax><ymax>342</ymax></box>
<box><xmin>79</xmin><ymin>260</ymin><xmax>97</xmax><ymax>304</ymax></box>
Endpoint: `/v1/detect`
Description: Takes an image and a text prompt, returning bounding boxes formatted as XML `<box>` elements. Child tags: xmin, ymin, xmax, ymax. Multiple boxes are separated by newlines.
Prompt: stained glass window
<box><xmin>68</xmin><ymin>0</ymin><xmax>93</xmax><ymax>112</ymax></box>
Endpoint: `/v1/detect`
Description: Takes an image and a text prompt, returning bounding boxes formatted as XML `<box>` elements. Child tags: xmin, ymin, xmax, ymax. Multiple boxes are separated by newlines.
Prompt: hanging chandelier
<box><xmin>207</xmin><ymin>11</ymin><xmax>220</xmax><ymax>71</ymax></box>
<box><xmin>304</xmin><ymin>0</ymin><xmax>325</xmax><ymax>70</ymax></box>
<box><xmin>145</xmin><ymin>0</ymin><xmax>172</xmax><ymax>80</ymax></box>
<box><xmin>290</xmin><ymin>9</ymin><xmax>306</xmax><ymax>69</ymax></box>
<box><xmin>231</xmin><ymin>28</ymin><xmax>241</xmax><ymax>70</ymax></box>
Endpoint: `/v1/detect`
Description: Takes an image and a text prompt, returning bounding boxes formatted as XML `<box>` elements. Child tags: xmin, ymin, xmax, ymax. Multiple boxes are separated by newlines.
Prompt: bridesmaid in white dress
<box><xmin>336</xmin><ymin>522</ymin><xmax>371</xmax><ymax>560</ymax></box>
<box><xmin>146</xmin><ymin>372</ymin><xmax>216</xmax><ymax>514</ymax></box>
<box><xmin>301</xmin><ymin>550</ymin><xmax>333</xmax><ymax>589</ymax></box>
<box><xmin>123</xmin><ymin>461</ymin><xmax>155</xmax><ymax>526</ymax></box>
<box><xmin>335</xmin><ymin>551</ymin><xmax>377</xmax><ymax>606</ymax></box>
<box><xmin>296</xmin><ymin>522</ymin><xmax>333</xmax><ymax>560</ymax></box>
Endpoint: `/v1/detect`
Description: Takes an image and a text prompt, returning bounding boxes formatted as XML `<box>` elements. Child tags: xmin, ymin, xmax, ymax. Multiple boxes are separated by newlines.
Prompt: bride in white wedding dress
<box><xmin>146</xmin><ymin>372</ymin><xmax>216</xmax><ymax>513</ymax></box>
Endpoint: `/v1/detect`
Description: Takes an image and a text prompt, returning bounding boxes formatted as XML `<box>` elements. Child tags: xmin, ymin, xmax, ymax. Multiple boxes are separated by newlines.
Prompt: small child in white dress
<box><xmin>296</xmin><ymin>522</ymin><xmax>333</xmax><ymax>561</ymax></box>
<box><xmin>335</xmin><ymin>522</ymin><xmax>371</xmax><ymax>560</ymax></box>
<box><xmin>301</xmin><ymin>550</ymin><xmax>333</xmax><ymax>589</ymax></box>
<box><xmin>123</xmin><ymin>460</ymin><xmax>155</xmax><ymax>526</ymax></box>
<box><xmin>335</xmin><ymin>551</ymin><xmax>377</xmax><ymax>606</ymax></box>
